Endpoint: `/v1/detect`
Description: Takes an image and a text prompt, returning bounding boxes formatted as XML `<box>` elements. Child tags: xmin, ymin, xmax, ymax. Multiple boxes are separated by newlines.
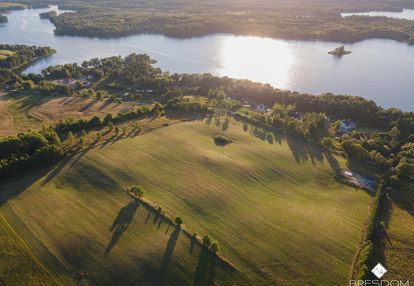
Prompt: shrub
<box><xmin>202</xmin><ymin>235</ymin><xmax>212</xmax><ymax>247</ymax></box>
<box><xmin>128</xmin><ymin>185</ymin><xmax>145</xmax><ymax>197</ymax></box>
<box><xmin>214</xmin><ymin>135</ymin><xmax>232</xmax><ymax>146</ymax></box>
<box><xmin>174</xmin><ymin>216</ymin><xmax>183</xmax><ymax>226</ymax></box>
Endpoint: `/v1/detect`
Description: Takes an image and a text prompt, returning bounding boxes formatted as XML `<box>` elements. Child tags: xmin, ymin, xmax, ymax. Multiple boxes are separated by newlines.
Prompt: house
<box><xmin>256</xmin><ymin>104</ymin><xmax>268</xmax><ymax>113</ymax></box>
<box><xmin>339</xmin><ymin>119</ymin><xmax>356</xmax><ymax>133</ymax></box>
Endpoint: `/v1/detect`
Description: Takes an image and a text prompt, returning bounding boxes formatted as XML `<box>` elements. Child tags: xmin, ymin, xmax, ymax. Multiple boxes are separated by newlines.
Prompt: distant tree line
<box><xmin>165</xmin><ymin>96</ymin><xmax>209</xmax><ymax>113</ymax></box>
<box><xmin>55</xmin><ymin>104</ymin><xmax>160</xmax><ymax>133</ymax></box>
<box><xmin>26</xmin><ymin>3</ymin><xmax>414</xmax><ymax>45</ymax></box>
<box><xmin>0</xmin><ymin>44</ymin><xmax>55</xmax><ymax>70</ymax></box>
<box><xmin>1</xmin><ymin>52</ymin><xmax>412</xmax><ymax>181</ymax></box>
<box><xmin>2</xmin><ymin>53</ymin><xmax>413</xmax><ymax>144</ymax></box>
<box><xmin>36</xmin><ymin>55</ymin><xmax>414</xmax><ymax>140</ymax></box>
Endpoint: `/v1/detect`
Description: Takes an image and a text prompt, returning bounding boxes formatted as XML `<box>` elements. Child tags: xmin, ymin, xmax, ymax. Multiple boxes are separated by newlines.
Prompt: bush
<box><xmin>214</xmin><ymin>135</ymin><xmax>232</xmax><ymax>146</ymax></box>
<box><xmin>211</xmin><ymin>241</ymin><xmax>219</xmax><ymax>253</ymax></box>
<box><xmin>202</xmin><ymin>235</ymin><xmax>212</xmax><ymax>247</ymax></box>
<box><xmin>128</xmin><ymin>185</ymin><xmax>144</xmax><ymax>197</ymax></box>
<box><xmin>174</xmin><ymin>216</ymin><xmax>183</xmax><ymax>226</ymax></box>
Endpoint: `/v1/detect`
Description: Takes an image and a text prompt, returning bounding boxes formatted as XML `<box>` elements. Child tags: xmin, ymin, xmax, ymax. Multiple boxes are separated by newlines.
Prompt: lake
<box><xmin>1</xmin><ymin>6</ymin><xmax>414</xmax><ymax>111</ymax></box>
<box><xmin>342</xmin><ymin>9</ymin><xmax>414</xmax><ymax>20</ymax></box>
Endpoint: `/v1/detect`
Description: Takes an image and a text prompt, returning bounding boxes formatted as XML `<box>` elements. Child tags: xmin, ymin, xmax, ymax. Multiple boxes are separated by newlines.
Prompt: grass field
<box><xmin>383</xmin><ymin>183</ymin><xmax>414</xmax><ymax>282</ymax></box>
<box><xmin>0</xmin><ymin>166</ymin><xmax>242</xmax><ymax>285</ymax></box>
<box><xmin>0</xmin><ymin>92</ymin><xmax>138</xmax><ymax>136</ymax></box>
<box><xmin>0</xmin><ymin>117</ymin><xmax>373</xmax><ymax>285</ymax></box>
<box><xmin>0</xmin><ymin>49</ymin><xmax>15</xmax><ymax>60</ymax></box>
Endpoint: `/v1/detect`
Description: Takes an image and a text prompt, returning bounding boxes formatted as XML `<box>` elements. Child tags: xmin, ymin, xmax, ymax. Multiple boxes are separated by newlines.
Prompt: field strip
<box><xmin>1</xmin><ymin>203</ymin><xmax>73</xmax><ymax>283</ymax></box>
<box><xmin>0</xmin><ymin>210</ymin><xmax>60</xmax><ymax>284</ymax></box>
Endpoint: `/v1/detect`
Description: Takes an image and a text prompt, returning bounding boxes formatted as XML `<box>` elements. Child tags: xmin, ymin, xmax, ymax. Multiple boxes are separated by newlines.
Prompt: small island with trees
<box><xmin>328</xmin><ymin>46</ymin><xmax>352</xmax><ymax>56</ymax></box>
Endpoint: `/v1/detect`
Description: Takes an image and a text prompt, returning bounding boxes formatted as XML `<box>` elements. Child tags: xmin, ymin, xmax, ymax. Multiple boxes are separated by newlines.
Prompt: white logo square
<box><xmin>371</xmin><ymin>263</ymin><xmax>387</xmax><ymax>279</ymax></box>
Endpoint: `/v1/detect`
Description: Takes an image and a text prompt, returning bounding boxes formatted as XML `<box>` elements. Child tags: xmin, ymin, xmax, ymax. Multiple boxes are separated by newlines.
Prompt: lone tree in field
<box><xmin>128</xmin><ymin>185</ymin><xmax>144</xmax><ymax>198</ymax></box>
<box><xmin>175</xmin><ymin>216</ymin><xmax>183</xmax><ymax>226</ymax></box>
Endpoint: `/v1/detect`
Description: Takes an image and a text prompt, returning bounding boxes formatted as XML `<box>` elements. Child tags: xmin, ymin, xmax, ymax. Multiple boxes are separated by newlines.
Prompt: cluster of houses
<box><xmin>59</xmin><ymin>75</ymin><xmax>93</xmax><ymax>88</ymax></box>
<box><xmin>242</xmin><ymin>102</ymin><xmax>271</xmax><ymax>113</ymax></box>
<box><xmin>121</xmin><ymin>88</ymin><xmax>154</xmax><ymax>99</ymax></box>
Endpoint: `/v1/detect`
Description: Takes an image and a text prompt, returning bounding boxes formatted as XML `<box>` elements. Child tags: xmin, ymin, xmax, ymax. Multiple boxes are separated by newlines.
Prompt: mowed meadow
<box><xmin>0</xmin><ymin>92</ymin><xmax>138</xmax><ymax>136</ymax></box>
<box><xmin>0</xmin><ymin>167</ymin><xmax>242</xmax><ymax>285</ymax></box>
<box><xmin>0</xmin><ymin>117</ymin><xmax>372</xmax><ymax>285</ymax></box>
<box><xmin>384</xmin><ymin>183</ymin><xmax>414</xmax><ymax>282</ymax></box>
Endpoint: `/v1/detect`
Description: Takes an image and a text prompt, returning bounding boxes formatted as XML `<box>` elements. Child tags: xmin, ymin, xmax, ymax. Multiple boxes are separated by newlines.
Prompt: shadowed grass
<box><xmin>384</xmin><ymin>183</ymin><xmax>414</xmax><ymax>281</ymax></box>
<box><xmin>0</xmin><ymin>165</ymin><xmax>243</xmax><ymax>285</ymax></box>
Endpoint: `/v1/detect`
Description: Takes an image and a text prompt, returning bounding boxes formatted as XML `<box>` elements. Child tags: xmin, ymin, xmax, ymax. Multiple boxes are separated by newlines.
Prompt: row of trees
<box><xmin>165</xmin><ymin>96</ymin><xmax>209</xmax><ymax>113</ymax></box>
<box><xmin>55</xmin><ymin>104</ymin><xmax>158</xmax><ymax>133</ymax></box>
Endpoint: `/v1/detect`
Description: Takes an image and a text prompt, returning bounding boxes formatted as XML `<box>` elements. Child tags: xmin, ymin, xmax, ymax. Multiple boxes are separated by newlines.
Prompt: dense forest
<box><xmin>46</xmin><ymin>10</ymin><xmax>414</xmax><ymax>44</ymax></box>
<box><xmin>13</xmin><ymin>0</ymin><xmax>414</xmax><ymax>14</ymax></box>
<box><xmin>0</xmin><ymin>2</ymin><xmax>25</xmax><ymax>22</ymax></box>
<box><xmin>5</xmin><ymin>0</ymin><xmax>414</xmax><ymax>43</ymax></box>
<box><xmin>0</xmin><ymin>127</ymin><xmax>63</xmax><ymax>180</ymax></box>
<box><xmin>0</xmin><ymin>44</ymin><xmax>55</xmax><ymax>70</ymax></box>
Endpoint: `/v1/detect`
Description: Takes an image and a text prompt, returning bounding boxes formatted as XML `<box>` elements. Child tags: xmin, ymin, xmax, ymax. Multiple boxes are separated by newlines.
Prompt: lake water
<box><xmin>342</xmin><ymin>9</ymin><xmax>414</xmax><ymax>20</ymax></box>
<box><xmin>1</xmin><ymin>6</ymin><xmax>414</xmax><ymax>111</ymax></box>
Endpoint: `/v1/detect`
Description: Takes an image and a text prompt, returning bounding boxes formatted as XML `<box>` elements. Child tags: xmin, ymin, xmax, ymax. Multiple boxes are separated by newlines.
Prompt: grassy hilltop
<box><xmin>0</xmin><ymin>117</ymin><xmax>372</xmax><ymax>285</ymax></box>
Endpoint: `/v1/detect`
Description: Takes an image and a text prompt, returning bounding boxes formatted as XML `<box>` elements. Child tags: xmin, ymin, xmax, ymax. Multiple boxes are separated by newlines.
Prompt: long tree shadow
<box><xmin>0</xmin><ymin>166</ymin><xmax>54</xmax><ymax>205</ymax></box>
<box><xmin>390</xmin><ymin>182</ymin><xmax>414</xmax><ymax>218</ymax></box>
<box><xmin>154</xmin><ymin>226</ymin><xmax>181</xmax><ymax>286</ymax></box>
<box><xmin>193</xmin><ymin>247</ymin><xmax>216</xmax><ymax>286</ymax></box>
<box><xmin>39</xmin><ymin>153</ymin><xmax>77</xmax><ymax>187</ymax></box>
<box><xmin>366</xmin><ymin>192</ymin><xmax>393</xmax><ymax>279</ymax></box>
<box><xmin>285</xmin><ymin>135</ymin><xmax>324</xmax><ymax>165</ymax></box>
<box><xmin>324</xmin><ymin>151</ymin><xmax>341</xmax><ymax>177</ymax></box>
<box><xmin>79</xmin><ymin>99</ymin><xmax>97</xmax><ymax>112</ymax></box>
<box><xmin>105</xmin><ymin>199</ymin><xmax>140</xmax><ymax>255</ymax></box>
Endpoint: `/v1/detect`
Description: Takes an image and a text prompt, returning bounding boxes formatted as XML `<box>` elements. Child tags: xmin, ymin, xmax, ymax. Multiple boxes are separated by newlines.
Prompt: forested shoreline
<box><xmin>3</xmin><ymin>0</ymin><xmax>414</xmax><ymax>44</ymax></box>
<box><xmin>47</xmin><ymin>11</ymin><xmax>414</xmax><ymax>44</ymax></box>
<box><xmin>0</xmin><ymin>44</ymin><xmax>56</xmax><ymax>70</ymax></box>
